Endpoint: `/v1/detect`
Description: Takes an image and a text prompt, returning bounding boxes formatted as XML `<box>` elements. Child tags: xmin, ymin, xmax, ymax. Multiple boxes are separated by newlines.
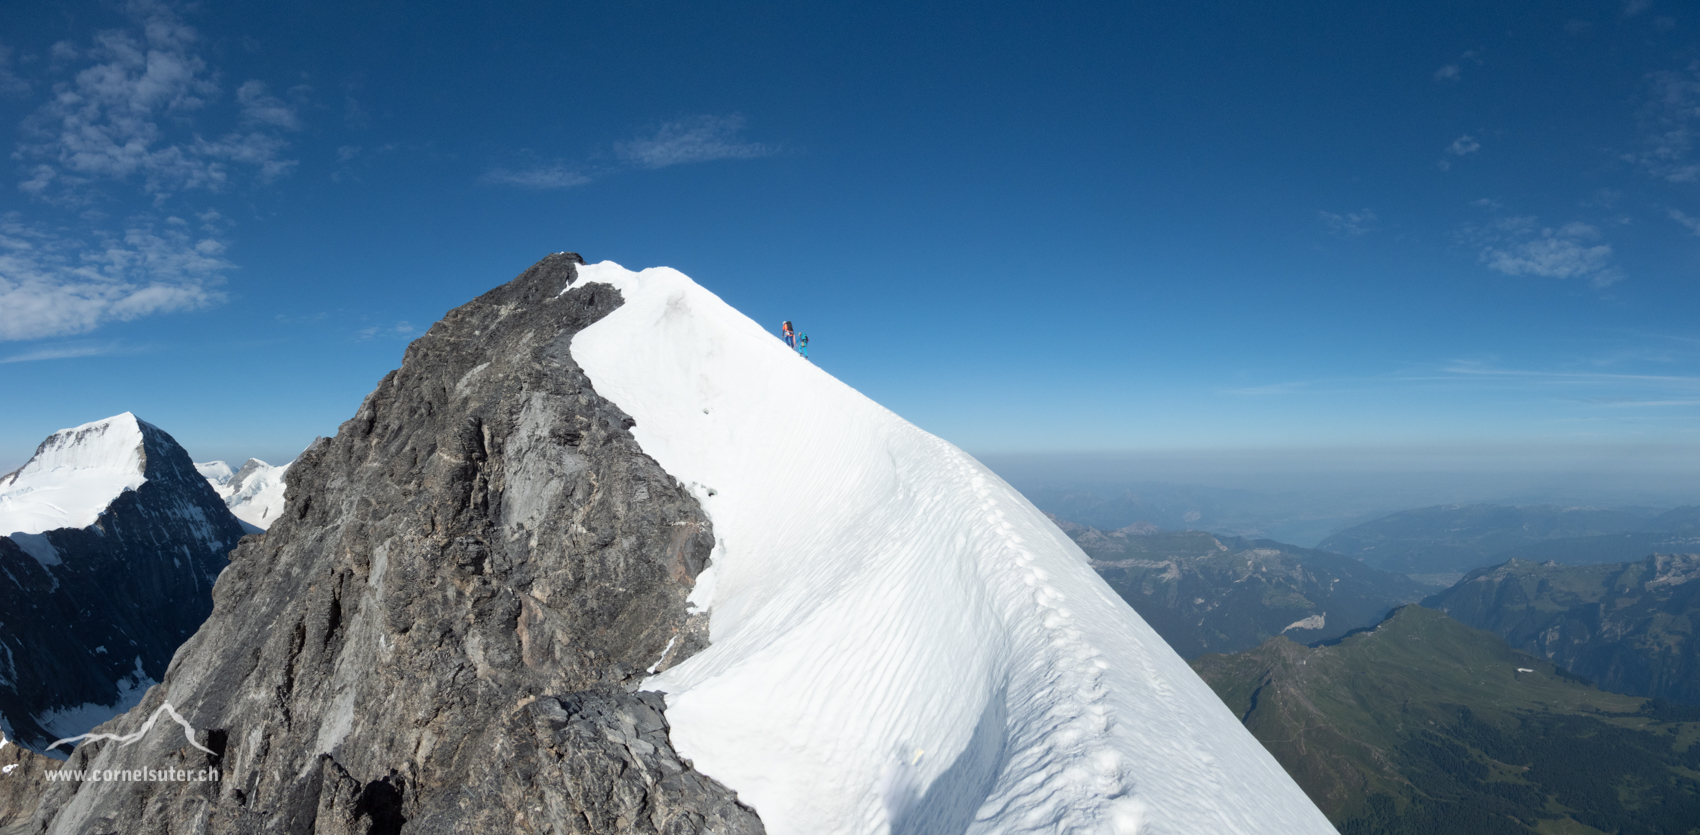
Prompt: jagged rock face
<box><xmin>0</xmin><ymin>254</ymin><xmax>762</xmax><ymax>834</ymax></box>
<box><xmin>0</xmin><ymin>416</ymin><xmax>243</xmax><ymax>752</ymax></box>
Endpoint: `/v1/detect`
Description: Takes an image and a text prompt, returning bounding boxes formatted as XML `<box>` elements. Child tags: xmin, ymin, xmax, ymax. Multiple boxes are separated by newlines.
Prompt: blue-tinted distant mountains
<box><xmin>1055</xmin><ymin>517</ymin><xmax>1428</xmax><ymax>658</ymax></box>
<box><xmin>1425</xmin><ymin>554</ymin><xmax>1700</xmax><ymax>706</ymax></box>
<box><xmin>1318</xmin><ymin>503</ymin><xmax>1700</xmax><ymax>577</ymax></box>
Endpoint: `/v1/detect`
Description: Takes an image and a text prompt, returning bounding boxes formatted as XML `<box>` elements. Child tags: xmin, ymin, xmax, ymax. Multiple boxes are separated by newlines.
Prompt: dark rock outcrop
<box><xmin>0</xmin><ymin>253</ymin><xmax>762</xmax><ymax>834</ymax></box>
<box><xmin>0</xmin><ymin>416</ymin><xmax>243</xmax><ymax>752</ymax></box>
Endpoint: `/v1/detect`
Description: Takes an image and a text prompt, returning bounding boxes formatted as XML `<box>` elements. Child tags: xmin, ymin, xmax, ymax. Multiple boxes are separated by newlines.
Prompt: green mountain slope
<box><xmin>1191</xmin><ymin>606</ymin><xmax>1700</xmax><ymax>835</ymax></box>
<box><xmin>1424</xmin><ymin>554</ymin><xmax>1700</xmax><ymax>705</ymax></box>
<box><xmin>1059</xmin><ymin>518</ymin><xmax>1427</xmax><ymax>657</ymax></box>
<box><xmin>1318</xmin><ymin>504</ymin><xmax>1654</xmax><ymax>575</ymax></box>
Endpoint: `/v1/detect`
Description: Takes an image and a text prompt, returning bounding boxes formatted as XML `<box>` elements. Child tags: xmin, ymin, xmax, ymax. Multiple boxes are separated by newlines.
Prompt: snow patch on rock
<box><xmin>32</xmin><ymin>656</ymin><xmax>155</xmax><ymax>758</ymax></box>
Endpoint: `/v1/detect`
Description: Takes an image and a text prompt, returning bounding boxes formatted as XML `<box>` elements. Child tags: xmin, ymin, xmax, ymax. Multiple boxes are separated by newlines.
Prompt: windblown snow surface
<box><xmin>571</xmin><ymin>262</ymin><xmax>1335</xmax><ymax>835</ymax></box>
<box><xmin>197</xmin><ymin>458</ymin><xmax>290</xmax><ymax>530</ymax></box>
<box><xmin>0</xmin><ymin>413</ymin><xmax>147</xmax><ymax>538</ymax></box>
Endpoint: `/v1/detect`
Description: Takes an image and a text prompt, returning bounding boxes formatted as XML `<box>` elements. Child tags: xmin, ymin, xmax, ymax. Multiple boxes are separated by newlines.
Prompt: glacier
<box><xmin>571</xmin><ymin>262</ymin><xmax>1335</xmax><ymax>834</ymax></box>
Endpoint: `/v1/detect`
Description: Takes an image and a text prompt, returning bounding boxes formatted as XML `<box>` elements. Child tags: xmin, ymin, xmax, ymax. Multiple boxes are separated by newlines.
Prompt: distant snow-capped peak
<box><xmin>195</xmin><ymin>457</ymin><xmax>291</xmax><ymax>531</ymax></box>
<box><xmin>194</xmin><ymin>461</ymin><xmax>236</xmax><ymax>487</ymax></box>
<box><xmin>0</xmin><ymin>413</ymin><xmax>150</xmax><ymax>537</ymax></box>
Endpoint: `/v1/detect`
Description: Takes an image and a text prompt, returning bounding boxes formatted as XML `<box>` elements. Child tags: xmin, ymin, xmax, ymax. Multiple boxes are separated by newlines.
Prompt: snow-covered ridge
<box><xmin>195</xmin><ymin>461</ymin><xmax>236</xmax><ymax>486</ymax></box>
<box><xmin>571</xmin><ymin>262</ymin><xmax>1333</xmax><ymax>834</ymax></box>
<box><xmin>0</xmin><ymin>413</ymin><xmax>148</xmax><ymax>538</ymax></box>
<box><xmin>196</xmin><ymin>458</ymin><xmax>290</xmax><ymax>531</ymax></box>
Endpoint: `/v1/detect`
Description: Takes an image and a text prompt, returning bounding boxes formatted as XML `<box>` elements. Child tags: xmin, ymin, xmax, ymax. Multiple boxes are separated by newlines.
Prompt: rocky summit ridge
<box><xmin>0</xmin><ymin>254</ymin><xmax>762</xmax><ymax>834</ymax></box>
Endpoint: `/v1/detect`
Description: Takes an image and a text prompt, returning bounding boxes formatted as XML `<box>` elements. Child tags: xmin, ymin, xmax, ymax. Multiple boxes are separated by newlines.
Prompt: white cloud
<box><xmin>0</xmin><ymin>43</ymin><xmax>28</xmax><ymax>96</ymax></box>
<box><xmin>0</xmin><ymin>342</ymin><xmax>130</xmax><ymax>364</ymax></box>
<box><xmin>1670</xmin><ymin>209</ymin><xmax>1700</xmax><ymax>234</ymax></box>
<box><xmin>0</xmin><ymin>213</ymin><xmax>228</xmax><ymax>341</ymax></box>
<box><xmin>616</xmin><ymin>114</ymin><xmax>775</xmax><ymax>169</ymax></box>
<box><xmin>355</xmin><ymin>321</ymin><xmax>417</xmax><ymax>341</ymax></box>
<box><xmin>1632</xmin><ymin>63</ymin><xmax>1700</xmax><ymax>183</ymax></box>
<box><xmin>1433</xmin><ymin>50</ymin><xmax>1481</xmax><ymax>83</ymax></box>
<box><xmin>236</xmin><ymin>80</ymin><xmax>302</xmax><ymax>131</ymax></box>
<box><xmin>15</xmin><ymin>2</ymin><xmax>300</xmax><ymax>202</ymax></box>
<box><xmin>483</xmin><ymin>113</ymin><xmax>776</xmax><ymax>190</ymax></box>
<box><xmin>1447</xmin><ymin>135</ymin><xmax>1481</xmax><ymax>156</ymax></box>
<box><xmin>479</xmin><ymin>164</ymin><xmax>591</xmax><ymax>189</ymax></box>
<box><xmin>1476</xmin><ymin>218</ymin><xmax>1622</xmax><ymax>287</ymax></box>
<box><xmin>1318</xmin><ymin>208</ymin><xmax>1377</xmax><ymax>236</ymax></box>
<box><xmin>1624</xmin><ymin>0</ymin><xmax>1652</xmax><ymax>16</ymax></box>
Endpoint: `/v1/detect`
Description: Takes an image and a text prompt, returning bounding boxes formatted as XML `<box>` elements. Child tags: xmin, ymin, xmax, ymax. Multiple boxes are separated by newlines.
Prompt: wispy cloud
<box><xmin>0</xmin><ymin>2</ymin><xmax>305</xmax><ymax>342</ymax></box>
<box><xmin>1439</xmin><ymin>361</ymin><xmax>1700</xmax><ymax>386</ymax></box>
<box><xmin>1464</xmin><ymin>215</ymin><xmax>1623</xmax><ymax>287</ymax></box>
<box><xmin>615</xmin><ymin>114</ymin><xmax>775</xmax><ymax>169</ymax></box>
<box><xmin>1221</xmin><ymin>357</ymin><xmax>1700</xmax><ymax>411</ymax></box>
<box><xmin>0</xmin><ymin>212</ymin><xmax>229</xmax><ymax>341</ymax></box>
<box><xmin>236</xmin><ymin>80</ymin><xmax>305</xmax><ymax>131</ymax></box>
<box><xmin>355</xmin><ymin>321</ymin><xmax>417</xmax><ymax>341</ymax></box>
<box><xmin>479</xmin><ymin>164</ymin><xmax>591</xmax><ymax>190</ymax></box>
<box><xmin>0</xmin><ymin>43</ymin><xmax>29</xmax><ymax>96</ymax></box>
<box><xmin>1319</xmin><ymin>208</ymin><xmax>1377</xmax><ymax>236</ymax></box>
<box><xmin>1670</xmin><ymin>209</ymin><xmax>1700</xmax><ymax>235</ymax></box>
<box><xmin>1433</xmin><ymin>50</ymin><xmax>1481</xmax><ymax>82</ymax></box>
<box><xmin>1437</xmin><ymin>135</ymin><xmax>1482</xmax><ymax>171</ymax></box>
<box><xmin>15</xmin><ymin>1</ymin><xmax>301</xmax><ymax>203</ymax></box>
<box><xmin>481</xmin><ymin>113</ymin><xmax>776</xmax><ymax>189</ymax></box>
<box><xmin>1629</xmin><ymin>62</ymin><xmax>1700</xmax><ymax>183</ymax></box>
<box><xmin>0</xmin><ymin>342</ymin><xmax>136</xmax><ymax>364</ymax></box>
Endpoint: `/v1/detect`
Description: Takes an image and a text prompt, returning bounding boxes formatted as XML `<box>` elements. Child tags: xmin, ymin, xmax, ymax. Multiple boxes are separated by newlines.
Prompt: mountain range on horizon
<box><xmin>1053</xmin><ymin>518</ymin><xmax>1429</xmax><ymax>659</ymax></box>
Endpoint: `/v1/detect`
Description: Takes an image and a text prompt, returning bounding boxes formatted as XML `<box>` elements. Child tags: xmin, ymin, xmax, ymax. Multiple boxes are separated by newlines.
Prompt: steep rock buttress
<box><xmin>0</xmin><ymin>254</ymin><xmax>761</xmax><ymax>835</ymax></box>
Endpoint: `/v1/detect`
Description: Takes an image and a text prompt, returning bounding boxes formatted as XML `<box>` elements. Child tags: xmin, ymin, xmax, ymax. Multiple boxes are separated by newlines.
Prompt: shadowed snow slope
<box><xmin>572</xmin><ymin>261</ymin><xmax>1336</xmax><ymax>835</ymax></box>
<box><xmin>0</xmin><ymin>414</ymin><xmax>148</xmax><ymax>537</ymax></box>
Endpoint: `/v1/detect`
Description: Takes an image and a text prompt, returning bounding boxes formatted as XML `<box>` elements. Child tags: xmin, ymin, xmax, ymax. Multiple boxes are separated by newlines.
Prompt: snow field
<box><xmin>196</xmin><ymin>458</ymin><xmax>291</xmax><ymax>530</ymax></box>
<box><xmin>571</xmin><ymin>262</ymin><xmax>1336</xmax><ymax>835</ymax></box>
<box><xmin>0</xmin><ymin>413</ymin><xmax>147</xmax><ymax>538</ymax></box>
<box><xmin>225</xmin><ymin>460</ymin><xmax>289</xmax><ymax>529</ymax></box>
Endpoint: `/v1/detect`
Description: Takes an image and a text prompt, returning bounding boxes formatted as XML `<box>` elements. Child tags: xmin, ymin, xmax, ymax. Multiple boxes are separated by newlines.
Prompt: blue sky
<box><xmin>1</xmin><ymin>0</ymin><xmax>1698</xmax><ymax>498</ymax></box>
